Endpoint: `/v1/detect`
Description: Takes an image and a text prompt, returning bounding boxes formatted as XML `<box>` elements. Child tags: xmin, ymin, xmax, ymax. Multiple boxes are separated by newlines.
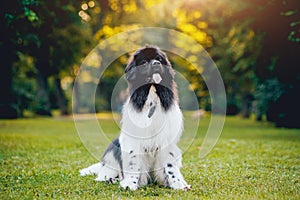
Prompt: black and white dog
<box><xmin>80</xmin><ymin>45</ymin><xmax>190</xmax><ymax>191</ymax></box>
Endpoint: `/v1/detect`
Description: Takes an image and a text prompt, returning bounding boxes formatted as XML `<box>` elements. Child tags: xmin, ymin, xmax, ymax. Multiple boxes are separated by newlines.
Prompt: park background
<box><xmin>1</xmin><ymin>0</ymin><xmax>300</xmax><ymax>127</ymax></box>
<box><xmin>1</xmin><ymin>0</ymin><xmax>299</xmax><ymax>199</ymax></box>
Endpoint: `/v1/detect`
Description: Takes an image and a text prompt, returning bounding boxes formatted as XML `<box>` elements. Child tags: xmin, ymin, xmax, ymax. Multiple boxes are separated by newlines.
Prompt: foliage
<box><xmin>1</xmin><ymin>0</ymin><xmax>94</xmax><ymax>116</ymax></box>
<box><xmin>253</xmin><ymin>78</ymin><xmax>283</xmax><ymax>120</ymax></box>
<box><xmin>280</xmin><ymin>0</ymin><xmax>300</xmax><ymax>43</ymax></box>
<box><xmin>0</xmin><ymin>115</ymin><xmax>299</xmax><ymax>199</ymax></box>
<box><xmin>75</xmin><ymin>0</ymin><xmax>269</xmax><ymax>116</ymax></box>
<box><xmin>2</xmin><ymin>0</ymin><xmax>299</xmax><ymax>127</ymax></box>
<box><xmin>247</xmin><ymin>0</ymin><xmax>300</xmax><ymax>126</ymax></box>
<box><xmin>209</xmin><ymin>20</ymin><xmax>262</xmax><ymax>115</ymax></box>
<box><xmin>12</xmin><ymin>52</ymin><xmax>37</xmax><ymax>116</ymax></box>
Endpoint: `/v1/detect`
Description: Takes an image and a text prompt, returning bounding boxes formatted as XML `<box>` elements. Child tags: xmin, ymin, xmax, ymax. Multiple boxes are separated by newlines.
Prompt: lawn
<box><xmin>0</xmin><ymin>113</ymin><xmax>299</xmax><ymax>199</ymax></box>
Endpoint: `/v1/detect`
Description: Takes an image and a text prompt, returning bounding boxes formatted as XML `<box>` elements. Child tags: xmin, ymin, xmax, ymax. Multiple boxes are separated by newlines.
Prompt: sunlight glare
<box><xmin>81</xmin><ymin>3</ymin><xmax>88</xmax><ymax>10</ymax></box>
<box><xmin>88</xmin><ymin>1</ymin><xmax>95</xmax><ymax>8</ymax></box>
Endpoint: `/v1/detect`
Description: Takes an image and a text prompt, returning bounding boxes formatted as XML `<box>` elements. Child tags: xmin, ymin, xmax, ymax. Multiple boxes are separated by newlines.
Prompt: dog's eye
<box><xmin>139</xmin><ymin>60</ymin><xmax>147</xmax><ymax>65</ymax></box>
<box><xmin>155</xmin><ymin>55</ymin><xmax>164</xmax><ymax>63</ymax></box>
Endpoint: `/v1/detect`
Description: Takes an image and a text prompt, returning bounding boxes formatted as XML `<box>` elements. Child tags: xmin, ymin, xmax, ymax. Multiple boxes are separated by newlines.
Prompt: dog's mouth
<box><xmin>146</xmin><ymin>73</ymin><xmax>162</xmax><ymax>84</ymax></box>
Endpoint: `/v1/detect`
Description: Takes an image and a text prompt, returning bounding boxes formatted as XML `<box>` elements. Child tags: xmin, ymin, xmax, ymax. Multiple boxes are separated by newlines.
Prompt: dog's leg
<box><xmin>79</xmin><ymin>157</ymin><xmax>121</xmax><ymax>183</ymax></box>
<box><xmin>93</xmin><ymin>163</ymin><xmax>120</xmax><ymax>183</ymax></box>
<box><xmin>163</xmin><ymin>162</ymin><xmax>190</xmax><ymax>191</ymax></box>
<box><xmin>154</xmin><ymin>145</ymin><xmax>191</xmax><ymax>191</ymax></box>
<box><xmin>119</xmin><ymin>149</ymin><xmax>142</xmax><ymax>190</ymax></box>
<box><xmin>80</xmin><ymin>138</ymin><xmax>122</xmax><ymax>183</ymax></box>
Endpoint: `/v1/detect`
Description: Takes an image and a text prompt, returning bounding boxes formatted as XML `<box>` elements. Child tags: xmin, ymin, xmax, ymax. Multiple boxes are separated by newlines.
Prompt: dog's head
<box><xmin>125</xmin><ymin>45</ymin><xmax>175</xmax><ymax>90</ymax></box>
<box><xmin>125</xmin><ymin>45</ymin><xmax>177</xmax><ymax>111</ymax></box>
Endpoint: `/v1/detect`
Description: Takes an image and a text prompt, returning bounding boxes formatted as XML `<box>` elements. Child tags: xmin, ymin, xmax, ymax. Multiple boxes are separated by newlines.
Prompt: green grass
<box><xmin>0</xmin><ymin>114</ymin><xmax>299</xmax><ymax>199</ymax></box>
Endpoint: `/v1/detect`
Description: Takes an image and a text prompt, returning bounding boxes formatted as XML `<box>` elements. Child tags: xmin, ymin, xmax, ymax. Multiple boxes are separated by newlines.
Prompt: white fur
<box><xmin>121</xmin><ymin>86</ymin><xmax>183</xmax><ymax>150</ymax></box>
<box><xmin>80</xmin><ymin>151</ymin><xmax>122</xmax><ymax>183</ymax></box>
<box><xmin>80</xmin><ymin>86</ymin><xmax>190</xmax><ymax>191</ymax></box>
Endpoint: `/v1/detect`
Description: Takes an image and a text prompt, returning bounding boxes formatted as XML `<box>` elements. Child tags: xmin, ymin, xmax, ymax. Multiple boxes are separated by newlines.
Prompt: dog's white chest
<box><xmin>123</xmin><ymin>85</ymin><xmax>162</xmax><ymax>130</ymax></box>
<box><xmin>148</xmin><ymin>85</ymin><xmax>158</xmax><ymax>103</ymax></box>
<box><xmin>120</xmin><ymin>86</ymin><xmax>183</xmax><ymax>152</ymax></box>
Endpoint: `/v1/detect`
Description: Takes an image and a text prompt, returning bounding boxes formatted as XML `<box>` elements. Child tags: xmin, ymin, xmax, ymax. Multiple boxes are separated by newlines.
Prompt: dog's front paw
<box><xmin>183</xmin><ymin>184</ymin><xmax>191</xmax><ymax>191</ymax></box>
<box><xmin>169</xmin><ymin>180</ymin><xmax>191</xmax><ymax>191</ymax></box>
<box><xmin>79</xmin><ymin>168</ymin><xmax>93</xmax><ymax>176</ymax></box>
<box><xmin>94</xmin><ymin>174</ymin><xmax>119</xmax><ymax>184</ymax></box>
<box><xmin>79</xmin><ymin>163</ymin><xmax>104</xmax><ymax>176</ymax></box>
<box><xmin>120</xmin><ymin>178</ymin><xmax>139</xmax><ymax>191</ymax></box>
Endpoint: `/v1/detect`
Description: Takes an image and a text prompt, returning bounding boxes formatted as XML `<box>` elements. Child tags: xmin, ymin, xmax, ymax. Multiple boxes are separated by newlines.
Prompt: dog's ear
<box><xmin>125</xmin><ymin>58</ymin><xmax>136</xmax><ymax>81</ymax></box>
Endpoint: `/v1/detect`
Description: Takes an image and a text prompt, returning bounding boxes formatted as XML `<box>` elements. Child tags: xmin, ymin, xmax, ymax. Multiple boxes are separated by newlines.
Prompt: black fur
<box><xmin>125</xmin><ymin>45</ymin><xmax>177</xmax><ymax>112</ymax></box>
<box><xmin>102</xmin><ymin>138</ymin><xmax>122</xmax><ymax>171</ymax></box>
<box><xmin>130</xmin><ymin>84</ymin><xmax>151</xmax><ymax>111</ymax></box>
<box><xmin>154</xmin><ymin>84</ymin><xmax>174</xmax><ymax>111</ymax></box>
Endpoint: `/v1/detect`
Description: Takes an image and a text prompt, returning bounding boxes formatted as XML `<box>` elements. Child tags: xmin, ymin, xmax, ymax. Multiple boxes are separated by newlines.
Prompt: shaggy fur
<box><xmin>80</xmin><ymin>45</ymin><xmax>190</xmax><ymax>191</ymax></box>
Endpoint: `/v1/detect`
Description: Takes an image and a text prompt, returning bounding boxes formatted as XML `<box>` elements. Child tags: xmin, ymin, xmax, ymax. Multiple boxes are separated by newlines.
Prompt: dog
<box><xmin>80</xmin><ymin>45</ymin><xmax>190</xmax><ymax>191</ymax></box>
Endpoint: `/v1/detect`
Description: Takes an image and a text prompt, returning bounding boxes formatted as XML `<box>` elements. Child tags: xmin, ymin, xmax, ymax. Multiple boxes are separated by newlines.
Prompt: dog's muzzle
<box><xmin>146</xmin><ymin>59</ymin><xmax>163</xmax><ymax>84</ymax></box>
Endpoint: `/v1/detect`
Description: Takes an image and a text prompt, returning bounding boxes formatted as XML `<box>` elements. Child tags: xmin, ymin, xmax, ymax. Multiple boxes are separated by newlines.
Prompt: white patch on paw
<box><xmin>170</xmin><ymin>180</ymin><xmax>191</xmax><ymax>191</ymax></box>
<box><xmin>184</xmin><ymin>184</ymin><xmax>191</xmax><ymax>191</ymax></box>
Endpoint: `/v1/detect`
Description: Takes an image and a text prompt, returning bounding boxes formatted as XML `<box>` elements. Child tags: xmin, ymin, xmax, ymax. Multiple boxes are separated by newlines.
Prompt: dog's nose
<box><xmin>151</xmin><ymin>59</ymin><xmax>162</xmax><ymax>73</ymax></box>
<box><xmin>151</xmin><ymin>60</ymin><xmax>161</xmax><ymax>66</ymax></box>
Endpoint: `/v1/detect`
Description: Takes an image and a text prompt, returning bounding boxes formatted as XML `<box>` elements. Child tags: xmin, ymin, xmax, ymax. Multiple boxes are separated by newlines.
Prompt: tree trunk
<box><xmin>72</xmin><ymin>81</ymin><xmax>80</xmax><ymax>114</ymax></box>
<box><xmin>240</xmin><ymin>93</ymin><xmax>253</xmax><ymax>118</ymax></box>
<box><xmin>35</xmin><ymin>70</ymin><xmax>52</xmax><ymax>116</ymax></box>
<box><xmin>0</xmin><ymin>28</ymin><xmax>19</xmax><ymax>118</ymax></box>
<box><xmin>0</xmin><ymin>61</ymin><xmax>19</xmax><ymax>118</ymax></box>
<box><xmin>54</xmin><ymin>77</ymin><xmax>69</xmax><ymax>115</ymax></box>
<box><xmin>256</xmin><ymin>114</ymin><xmax>263</xmax><ymax>121</ymax></box>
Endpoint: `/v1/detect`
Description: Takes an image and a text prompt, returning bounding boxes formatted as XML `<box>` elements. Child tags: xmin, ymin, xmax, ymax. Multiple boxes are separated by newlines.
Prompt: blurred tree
<box><xmin>78</xmin><ymin>0</ymin><xmax>262</xmax><ymax>114</ymax></box>
<box><xmin>190</xmin><ymin>0</ymin><xmax>262</xmax><ymax>116</ymax></box>
<box><xmin>3</xmin><ymin>0</ymin><xmax>298</xmax><ymax>127</ymax></box>
<box><xmin>31</xmin><ymin>1</ymin><xmax>94</xmax><ymax>115</ymax></box>
<box><xmin>79</xmin><ymin>0</ymin><xmax>214</xmax><ymax>112</ymax></box>
<box><xmin>1</xmin><ymin>0</ymin><xmax>93</xmax><ymax>116</ymax></box>
<box><xmin>171</xmin><ymin>1</ymin><xmax>213</xmax><ymax>110</ymax></box>
<box><xmin>12</xmin><ymin>53</ymin><xmax>37</xmax><ymax>117</ymax></box>
<box><xmin>253</xmin><ymin>78</ymin><xmax>283</xmax><ymax>121</ymax></box>
<box><xmin>209</xmin><ymin>21</ymin><xmax>261</xmax><ymax>117</ymax></box>
<box><xmin>196</xmin><ymin>0</ymin><xmax>299</xmax><ymax>126</ymax></box>
<box><xmin>0</xmin><ymin>0</ymin><xmax>39</xmax><ymax>118</ymax></box>
<box><xmin>240</xmin><ymin>0</ymin><xmax>300</xmax><ymax>127</ymax></box>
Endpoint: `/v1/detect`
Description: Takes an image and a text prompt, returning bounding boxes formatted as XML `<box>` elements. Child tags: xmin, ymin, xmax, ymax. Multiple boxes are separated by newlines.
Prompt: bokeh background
<box><xmin>1</xmin><ymin>0</ymin><xmax>299</xmax><ymax>128</ymax></box>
